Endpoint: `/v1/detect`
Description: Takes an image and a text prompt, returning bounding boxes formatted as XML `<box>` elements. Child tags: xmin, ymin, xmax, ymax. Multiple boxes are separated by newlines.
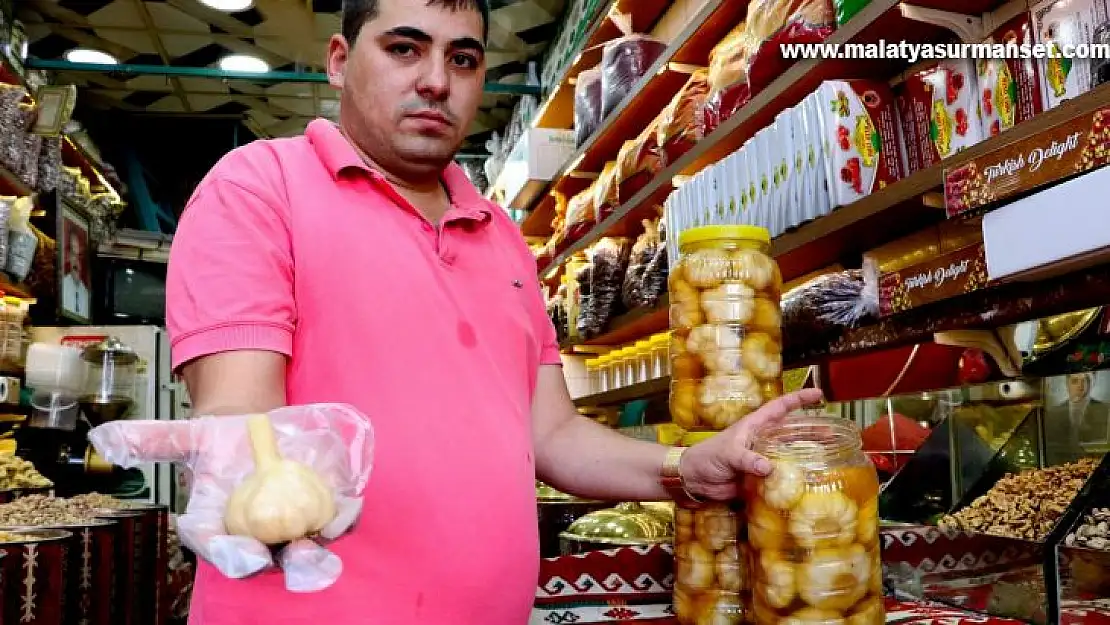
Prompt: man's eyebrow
<box><xmin>382</xmin><ymin>26</ymin><xmax>433</xmax><ymax>42</ymax></box>
<box><xmin>450</xmin><ymin>37</ymin><xmax>485</xmax><ymax>54</ymax></box>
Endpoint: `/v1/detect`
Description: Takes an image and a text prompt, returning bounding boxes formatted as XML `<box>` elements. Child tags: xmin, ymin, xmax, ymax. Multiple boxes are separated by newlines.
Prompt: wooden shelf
<box><xmin>561</xmin><ymin>295</ymin><xmax>670</xmax><ymax>351</ymax></box>
<box><xmin>535</xmin><ymin>0</ymin><xmax>1003</xmax><ymax>281</ymax></box>
<box><xmin>574</xmin><ymin>375</ymin><xmax>670</xmax><ymax>407</ymax></box>
<box><xmin>521</xmin><ymin>0</ymin><xmax>748</xmax><ymax>237</ymax></box>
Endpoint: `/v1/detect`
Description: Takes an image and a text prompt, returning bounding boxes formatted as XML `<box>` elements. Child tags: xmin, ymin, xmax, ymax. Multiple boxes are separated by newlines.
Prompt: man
<box><xmin>1045</xmin><ymin>372</ymin><xmax>1110</xmax><ymax>463</ymax></box>
<box><xmin>62</xmin><ymin>227</ymin><xmax>89</xmax><ymax>318</ymax></box>
<box><xmin>161</xmin><ymin>0</ymin><xmax>823</xmax><ymax>623</ymax></box>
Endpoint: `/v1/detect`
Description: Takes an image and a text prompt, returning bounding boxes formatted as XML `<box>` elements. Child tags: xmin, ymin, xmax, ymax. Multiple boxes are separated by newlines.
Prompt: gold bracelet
<box><xmin>660</xmin><ymin>446</ymin><xmax>703</xmax><ymax>504</ymax></box>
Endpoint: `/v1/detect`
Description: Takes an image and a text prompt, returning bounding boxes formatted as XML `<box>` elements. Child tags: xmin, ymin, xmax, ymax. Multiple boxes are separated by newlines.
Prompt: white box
<box><xmin>494</xmin><ymin>128</ymin><xmax>576</xmax><ymax>210</ymax></box>
<box><xmin>983</xmin><ymin>165</ymin><xmax>1110</xmax><ymax>281</ymax></box>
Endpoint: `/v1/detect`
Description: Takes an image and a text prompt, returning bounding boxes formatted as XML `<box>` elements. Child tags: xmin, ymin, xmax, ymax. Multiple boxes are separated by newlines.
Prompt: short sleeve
<box><xmin>167</xmin><ymin>175</ymin><xmax>295</xmax><ymax>372</ymax></box>
<box><xmin>503</xmin><ymin>221</ymin><xmax>562</xmax><ymax>367</ymax></box>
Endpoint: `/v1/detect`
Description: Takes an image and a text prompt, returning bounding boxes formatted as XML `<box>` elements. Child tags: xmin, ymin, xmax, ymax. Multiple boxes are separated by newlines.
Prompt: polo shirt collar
<box><xmin>306</xmin><ymin>118</ymin><xmax>492</xmax><ymax>223</ymax></box>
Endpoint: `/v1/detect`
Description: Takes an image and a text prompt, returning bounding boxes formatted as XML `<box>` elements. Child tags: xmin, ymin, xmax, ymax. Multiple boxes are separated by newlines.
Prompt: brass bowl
<box><xmin>559</xmin><ymin>502</ymin><xmax>673</xmax><ymax>547</ymax></box>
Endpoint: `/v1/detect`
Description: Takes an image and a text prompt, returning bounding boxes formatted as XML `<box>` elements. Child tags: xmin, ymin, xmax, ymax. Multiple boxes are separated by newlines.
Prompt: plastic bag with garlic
<box><xmin>88</xmin><ymin>404</ymin><xmax>375</xmax><ymax>593</ymax></box>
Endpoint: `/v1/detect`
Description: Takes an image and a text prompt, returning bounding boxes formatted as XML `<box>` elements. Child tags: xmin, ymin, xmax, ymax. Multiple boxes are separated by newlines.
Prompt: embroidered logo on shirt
<box><xmin>511</xmin><ymin>280</ymin><xmax>523</xmax><ymax>289</ymax></box>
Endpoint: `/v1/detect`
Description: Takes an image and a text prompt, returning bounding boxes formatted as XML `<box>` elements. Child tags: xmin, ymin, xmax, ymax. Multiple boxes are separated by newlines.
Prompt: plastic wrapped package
<box><xmin>616</xmin><ymin>119</ymin><xmax>665</xmax><ymax>202</ymax></box>
<box><xmin>743</xmin><ymin>0</ymin><xmax>837</xmax><ymax>97</ymax></box>
<box><xmin>16</xmin><ymin>106</ymin><xmax>41</xmax><ymax>189</ymax></box>
<box><xmin>574</xmin><ymin>66</ymin><xmax>604</xmax><ymax>147</ymax></box>
<box><xmin>0</xmin><ymin>84</ymin><xmax>27</xmax><ymax>174</ymax></box>
<box><xmin>88</xmin><ymin>404</ymin><xmax>375</xmax><ymax>593</ymax></box>
<box><xmin>639</xmin><ymin>219</ymin><xmax>669</xmax><ymax>308</ymax></box>
<box><xmin>600</xmin><ymin>34</ymin><xmax>668</xmax><ymax>119</ymax></box>
<box><xmin>576</xmin><ymin>237</ymin><xmax>630</xmax><ymax>338</ymax></box>
<box><xmin>622</xmin><ymin>220</ymin><xmax>656</xmax><ymax>310</ymax></box>
<box><xmin>562</xmin><ymin>186</ymin><xmax>597</xmax><ymax>246</ymax></box>
<box><xmin>593</xmin><ymin>161</ymin><xmax>620</xmax><ymax>223</ymax></box>
<box><xmin>548</xmin><ymin>190</ymin><xmax>569</xmax><ymax>252</ymax></box>
<box><xmin>36</xmin><ymin>137</ymin><xmax>61</xmax><ymax>194</ymax></box>
<box><xmin>701</xmin><ymin>25</ymin><xmax>752</xmax><ymax>137</ymax></box>
<box><xmin>780</xmin><ymin>270</ymin><xmax>871</xmax><ymax>355</ymax></box>
<box><xmin>574</xmin><ymin>263</ymin><xmax>596</xmax><ymax>338</ymax></box>
<box><xmin>657</xmin><ymin>69</ymin><xmax>711</xmax><ymax>163</ymax></box>
<box><xmin>5</xmin><ymin>196</ymin><xmax>36</xmax><ymax>282</ymax></box>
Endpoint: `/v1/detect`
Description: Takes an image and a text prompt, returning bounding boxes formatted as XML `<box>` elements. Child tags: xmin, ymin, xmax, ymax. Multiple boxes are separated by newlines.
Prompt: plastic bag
<box><xmin>743</xmin><ymin>0</ymin><xmax>836</xmax><ymax>96</ymax></box>
<box><xmin>621</xmin><ymin>221</ymin><xmax>655</xmax><ymax>309</ymax></box>
<box><xmin>701</xmin><ymin>25</ymin><xmax>752</xmax><ymax>136</ymax></box>
<box><xmin>601</xmin><ymin>34</ymin><xmax>668</xmax><ymax>118</ymax></box>
<box><xmin>781</xmin><ymin>270</ymin><xmax>871</xmax><ymax>353</ymax></box>
<box><xmin>577</xmin><ymin>237</ymin><xmax>630</xmax><ymax>338</ymax></box>
<box><xmin>88</xmin><ymin>403</ymin><xmax>375</xmax><ymax>593</ymax></box>
<box><xmin>574</xmin><ymin>66</ymin><xmax>604</xmax><ymax>147</ymax></box>
<box><xmin>562</xmin><ymin>186</ymin><xmax>596</xmax><ymax>245</ymax></box>
<box><xmin>657</xmin><ymin>70</ymin><xmax>711</xmax><ymax>163</ymax></box>
<box><xmin>616</xmin><ymin>120</ymin><xmax>664</xmax><ymax>202</ymax></box>
<box><xmin>593</xmin><ymin>161</ymin><xmax>620</xmax><ymax>223</ymax></box>
<box><xmin>638</xmin><ymin>218</ymin><xmax>668</xmax><ymax>308</ymax></box>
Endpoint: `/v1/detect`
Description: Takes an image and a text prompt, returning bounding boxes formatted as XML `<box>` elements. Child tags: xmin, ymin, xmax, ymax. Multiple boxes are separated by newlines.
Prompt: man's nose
<box><xmin>416</xmin><ymin>57</ymin><xmax>450</xmax><ymax>102</ymax></box>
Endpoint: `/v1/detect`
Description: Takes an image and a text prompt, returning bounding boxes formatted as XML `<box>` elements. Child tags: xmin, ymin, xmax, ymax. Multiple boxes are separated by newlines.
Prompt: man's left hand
<box><xmin>678</xmin><ymin>388</ymin><xmax>826</xmax><ymax>501</ymax></box>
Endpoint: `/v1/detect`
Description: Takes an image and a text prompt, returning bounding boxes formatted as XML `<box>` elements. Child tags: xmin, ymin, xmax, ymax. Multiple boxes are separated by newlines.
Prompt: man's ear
<box><xmin>326</xmin><ymin>34</ymin><xmax>350</xmax><ymax>90</ymax></box>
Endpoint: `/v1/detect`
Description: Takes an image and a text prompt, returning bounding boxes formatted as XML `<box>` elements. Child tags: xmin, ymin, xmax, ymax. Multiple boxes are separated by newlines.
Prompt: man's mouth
<box><xmin>406</xmin><ymin>110</ymin><xmax>453</xmax><ymax>127</ymax></box>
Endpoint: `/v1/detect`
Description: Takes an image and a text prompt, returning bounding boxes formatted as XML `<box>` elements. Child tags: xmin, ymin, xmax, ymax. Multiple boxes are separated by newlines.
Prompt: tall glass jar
<box><xmin>673</xmin><ymin>431</ymin><xmax>749</xmax><ymax>625</ymax></box>
<box><xmin>746</xmin><ymin>415</ymin><xmax>884</xmax><ymax>625</ymax></box>
<box><xmin>668</xmin><ymin>225</ymin><xmax>784</xmax><ymax>432</ymax></box>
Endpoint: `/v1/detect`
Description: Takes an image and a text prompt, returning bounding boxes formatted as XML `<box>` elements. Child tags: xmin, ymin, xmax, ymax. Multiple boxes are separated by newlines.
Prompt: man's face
<box><xmin>1068</xmin><ymin>374</ymin><xmax>1090</xmax><ymax>402</ymax></box>
<box><xmin>327</xmin><ymin>0</ymin><xmax>486</xmax><ymax>177</ymax></box>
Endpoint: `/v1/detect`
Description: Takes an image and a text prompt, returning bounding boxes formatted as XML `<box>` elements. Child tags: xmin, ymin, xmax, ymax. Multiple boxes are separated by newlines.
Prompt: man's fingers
<box><xmin>729</xmin><ymin>448</ymin><xmax>774</xmax><ymax>477</ymax></box>
<box><xmin>742</xmin><ymin>389</ymin><xmax>826</xmax><ymax>432</ymax></box>
<box><xmin>88</xmin><ymin>420</ymin><xmax>200</xmax><ymax>467</ymax></box>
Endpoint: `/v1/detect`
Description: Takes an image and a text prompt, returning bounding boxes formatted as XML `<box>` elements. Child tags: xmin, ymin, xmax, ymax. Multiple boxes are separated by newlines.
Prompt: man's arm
<box><xmin>180</xmin><ymin>350</ymin><xmax>288</xmax><ymax>417</ymax></box>
<box><xmin>532</xmin><ymin>365</ymin><xmax>671</xmax><ymax>501</ymax></box>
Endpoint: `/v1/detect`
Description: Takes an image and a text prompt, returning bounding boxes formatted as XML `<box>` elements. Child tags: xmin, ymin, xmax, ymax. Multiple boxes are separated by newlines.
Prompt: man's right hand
<box><xmin>88</xmin><ymin>404</ymin><xmax>375</xmax><ymax>592</ymax></box>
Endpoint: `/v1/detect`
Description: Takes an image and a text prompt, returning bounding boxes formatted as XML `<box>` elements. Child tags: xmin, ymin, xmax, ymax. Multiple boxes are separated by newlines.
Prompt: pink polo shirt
<box><xmin>167</xmin><ymin>118</ymin><xmax>562</xmax><ymax>625</ymax></box>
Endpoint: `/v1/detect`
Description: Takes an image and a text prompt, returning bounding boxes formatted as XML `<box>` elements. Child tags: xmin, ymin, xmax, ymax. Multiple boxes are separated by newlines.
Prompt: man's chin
<box><xmin>394</xmin><ymin>139</ymin><xmax>460</xmax><ymax>168</ymax></box>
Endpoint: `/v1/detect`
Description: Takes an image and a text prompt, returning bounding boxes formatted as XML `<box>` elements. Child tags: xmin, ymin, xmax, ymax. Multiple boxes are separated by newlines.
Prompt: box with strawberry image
<box><xmin>897</xmin><ymin>59</ymin><xmax>986</xmax><ymax>175</ymax></box>
<box><xmin>977</xmin><ymin>14</ymin><xmax>1045</xmax><ymax>138</ymax></box>
<box><xmin>1032</xmin><ymin>0</ymin><xmax>1110</xmax><ymax>111</ymax></box>
<box><xmin>815</xmin><ymin>79</ymin><xmax>906</xmax><ymax>208</ymax></box>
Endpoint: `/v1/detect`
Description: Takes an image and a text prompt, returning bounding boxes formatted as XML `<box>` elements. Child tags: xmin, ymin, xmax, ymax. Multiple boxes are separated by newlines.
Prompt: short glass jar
<box><xmin>669</xmin><ymin>225</ymin><xmax>784</xmax><ymax>433</ymax></box>
<box><xmin>673</xmin><ymin>431</ymin><xmax>749</xmax><ymax>625</ymax></box>
<box><xmin>745</xmin><ymin>415</ymin><xmax>884</xmax><ymax>625</ymax></box>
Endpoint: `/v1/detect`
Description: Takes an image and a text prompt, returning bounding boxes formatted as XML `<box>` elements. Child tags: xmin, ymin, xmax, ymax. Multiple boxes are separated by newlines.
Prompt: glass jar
<box><xmin>610</xmin><ymin>348</ymin><xmax>626</xmax><ymax>389</ymax></box>
<box><xmin>634</xmin><ymin>340</ymin><xmax>652</xmax><ymax>384</ymax></box>
<box><xmin>649</xmin><ymin>333</ymin><xmax>669</xmax><ymax>379</ymax></box>
<box><xmin>585</xmin><ymin>357</ymin><xmax>601</xmax><ymax>394</ymax></box>
<box><xmin>746</xmin><ymin>415</ymin><xmax>884</xmax><ymax>625</ymax></box>
<box><xmin>668</xmin><ymin>225</ymin><xmax>784</xmax><ymax>432</ymax></box>
<box><xmin>673</xmin><ymin>431</ymin><xmax>748</xmax><ymax>625</ymax></box>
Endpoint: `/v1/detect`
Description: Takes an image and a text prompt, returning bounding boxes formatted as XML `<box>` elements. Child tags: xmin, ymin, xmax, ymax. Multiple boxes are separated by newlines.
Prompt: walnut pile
<box><xmin>0</xmin><ymin>494</ymin><xmax>97</xmax><ymax>527</ymax></box>
<box><xmin>1065</xmin><ymin>508</ymin><xmax>1110</xmax><ymax>550</ymax></box>
<box><xmin>938</xmin><ymin>458</ymin><xmax>1098</xmax><ymax>541</ymax></box>
<box><xmin>69</xmin><ymin>492</ymin><xmax>134</xmax><ymax>512</ymax></box>
<box><xmin>0</xmin><ymin>456</ymin><xmax>53</xmax><ymax>490</ymax></box>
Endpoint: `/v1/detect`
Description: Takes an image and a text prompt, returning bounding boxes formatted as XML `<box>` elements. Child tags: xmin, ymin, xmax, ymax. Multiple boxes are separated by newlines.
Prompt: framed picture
<box><xmin>31</xmin><ymin>85</ymin><xmax>76</xmax><ymax>137</ymax></box>
<box><xmin>58</xmin><ymin>201</ymin><xmax>91</xmax><ymax>324</ymax></box>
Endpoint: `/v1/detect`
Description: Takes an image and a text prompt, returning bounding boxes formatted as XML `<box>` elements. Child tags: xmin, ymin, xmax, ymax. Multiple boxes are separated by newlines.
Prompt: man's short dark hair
<box><xmin>342</xmin><ymin>0</ymin><xmax>490</xmax><ymax>44</ymax></box>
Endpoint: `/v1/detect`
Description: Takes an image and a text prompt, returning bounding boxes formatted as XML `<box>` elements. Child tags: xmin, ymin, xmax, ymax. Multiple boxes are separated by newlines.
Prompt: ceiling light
<box><xmin>65</xmin><ymin>48</ymin><xmax>119</xmax><ymax>65</ymax></box>
<box><xmin>198</xmin><ymin>0</ymin><xmax>254</xmax><ymax>11</ymax></box>
<box><xmin>218</xmin><ymin>54</ymin><xmax>269</xmax><ymax>74</ymax></box>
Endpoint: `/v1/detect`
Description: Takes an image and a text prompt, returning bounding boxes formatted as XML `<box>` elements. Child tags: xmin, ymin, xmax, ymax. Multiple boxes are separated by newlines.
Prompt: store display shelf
<box><xmin>0</xmin><ymin>162</ymin><xmax>32</xmax><ymax>200</ymax></box>
<box><xmin>521</xmin><ymin>0</ymin><xmax>748</xmax><ymax>237</ymax></box>
<box><xmin>535</xmin><ymin>0</ymin><xmax>1008</xmax><ymax>282</ymax></box>
<box><xmin>0</xmin><ymin>273</ymin><xmax>34</xmax><ymax>301</ymax></box>
<box><xmin>534</xmin><ymin>0</ymin><xmax>673</xmax><ymax>132</ymax></box>
<box><xmin>573</xmin><ymin>376</ymin><xmax>670</xmax><ymax>407</ymax></box>
<box><xmin>560</xmin><ymin>295</ymin><xmax>669</xmax><ymax>351</ymax></box>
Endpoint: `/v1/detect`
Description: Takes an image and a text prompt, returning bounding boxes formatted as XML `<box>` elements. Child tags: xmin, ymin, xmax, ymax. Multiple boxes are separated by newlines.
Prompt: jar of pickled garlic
<box><xmin>669</xmin><ymin>225</ymin><xmax>784</xmax><ymax>432</ymax></box>
<box><xmin>746</xmin><ymin>415</ymin><xmax>884</xmax><ymax>625</ymax></box>
<box><xmin>673</xmin><ymin>431</ymin><xmax>749</xmax><ymax>625</ymax></box>
<box><xmin>634</xmin><ymin>340</ymin><xmax>652</xmax><ymax>383</ymax></box>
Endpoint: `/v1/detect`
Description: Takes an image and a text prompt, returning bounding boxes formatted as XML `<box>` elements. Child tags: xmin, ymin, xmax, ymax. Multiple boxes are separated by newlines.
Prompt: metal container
<box><xmin>79</xmin><ymin>337</ymin><xmax>138</xmax><ymax>425</ymax></box>
<box><xmin>536</xmin><ymin>482</ymin><xmax>609</xmax><ymax>559</ymax></box>
<box><xmin>2</xmin><ymin>519</ymin><xmax>118</xmax><ymax>625</ymax></box>
<box><xmin>0</xmin><ymin>528</ymin><xmax>70</xmax><ymax>625</ymax></box>
<box><xmin>94</xmin><ymin>503</ymin><xmax>169</xmax><ymax>625</ymax></box>
<box><xmin>558</xmin><ymin>502</ymin><xmax>673</xmax><ymax>555</ymax></box>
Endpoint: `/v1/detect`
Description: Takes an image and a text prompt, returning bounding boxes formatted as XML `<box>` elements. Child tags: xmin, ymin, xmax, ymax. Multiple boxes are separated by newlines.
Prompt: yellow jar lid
<box><xmin>634</xmin><ymin>340</ymin><xmax>651</xmax><ymax>351</ymax></box>
<box><xmin>679</xmin><ymin>430</ymin><xmax>719</xmax><ymax>446</ymax></box>
<box><xmin>649</xmin><ymin>333</ymin><xmax>669</xmax><ymax>346</ymax></box>
<box><xmin>679</xmin><ymin>225</ymin><xmax>771</xmax><ymax>248</ymax></box>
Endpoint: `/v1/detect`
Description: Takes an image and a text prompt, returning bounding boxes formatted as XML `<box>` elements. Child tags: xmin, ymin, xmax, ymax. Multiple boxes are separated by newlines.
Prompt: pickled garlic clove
<box><xmin>677</xmin><ymin>540</ymin><xmax>717</xmax><ymax>591</ymax></box>
<box><xmin>798</xmin><ymin>545</ymin><xmax>871</xmax><ymax>612</ymax></box>
<box><xmin>673</xmin><ymin>353</ymin><xmax>707</xmax><ymax>380</ymax></box>
<box><xmin>685</xmin><ymin>249</ymin><xmax>732</xmax><ymax>288</ymax></box>
<box><xmin>741</xmin><ymin>333</ymin><xmax>783</xmax><ymax>381</ymax></box>
<box><xmin>857</xmin><ymin>498</ymin><xmax>879</xmax><ymax>546</ymax></box>
<box><xmin>784</xmin><ymin>607</ymin><xmax>847</xmax><ymax>625</ymax></box>
<box><xmin>671</xmin><ymin>383</ymin><xmax>701</xmax><ymax>430</ymax></box>
<box><xmin>705</xmin><ymin>349</ymin><xmax>745</xmax><ymax>375</ymax></box>
<box><xmin>688</xmin><ymin>324</ymin><xmax>742</xmax><ymax>355</ymax></box>
<box><xmin>847</xmin><ymin>596</ymin><xmax>884</xmax><ymax>625</ymax></box>
<box><xmin>694</xmin><ymin>503</ymin><xmax>738</xmax><ymax>552</ymax></box>
<box><xmin>760</xmin><ymin>461</ymin><xmax>805</xmax><ymax>510</ymax></box>
<box><xmin>673</xmin><ymin>299</ymin><xmax>706</xmax><ymax>329</ymax></box>
<box><xmin>695</xmin><ymin>590</ymin><xmax>744</xmax><ymax>625</ymax></box>
<box><xmin>758</xmin><ymin>550</ymin><xmax>798</xmax><ymax>609</ymax></box>
<box><xmin>731</xmin><ymin>248</ymin><xmax>780</xmax><ymax>292</ymax></box>
<box><xmin>715</xmin><ymin>543</ymin><xmax>746</xmax><ymax>593</ymax></box>
<box><xmin>700</xmin><ymin>282</ymin><xmax>756</xmax><ymax>324</ymax></box>
<box><xmin>789</xmin><ymin>492</ymin><xmax>859</xmax><ymax>549</ymax></box>
<box><xmin>748</xmin><ymin>499</ymin><xmax>788</xmax><ymax>552</ymax></box>
<box><xmin>674</xmin><ymin>587</ymin><xmax>698</xmax><ymax>625</ymax></box>
<box><xmin>751</xmin><ymin>298</ymin><xmax>783</xmax><ymax>336</ymax></box>
<box><xmin>869</xmin><ymin>549</ymin><xmax>884</xmax><ymax>595</ymax></box>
